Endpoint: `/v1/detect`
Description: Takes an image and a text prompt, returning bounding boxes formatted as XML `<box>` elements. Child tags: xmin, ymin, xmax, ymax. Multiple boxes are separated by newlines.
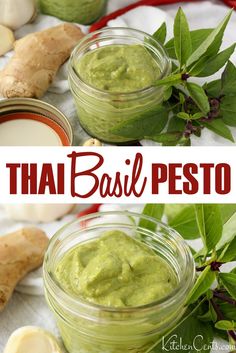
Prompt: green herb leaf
<box><xmin>145</xmin><ymin>131</ymin><xmax>183</xmax><ymax>144</ymax></box>
<box><xmin>198</xmin><ymin>302</ymin><xmax>217</xmax><ymax>322</ymax></box>
<box><xmin>194</xmin><ymin>44</ymin><xmax>236</xmax><ymax>77</ymax></box>
<box><xmin>188</xmin><ymin>56</ymin><xmax>210</xmax><ymax>76</ymax></box>
<box><xmin>163</xmin><ymin>86</ymin><xmax>173</xmax><ymax>101</ymax></box>
<box><xmin>220</xmin><ymin>302</ymin><xmax>236</xmax><ymax>321</ymax></box>
<box><xmin>186</xmin><ymin>10</ymin><xmax>233</xmax><ymax>67</ymax></box>
<box><xmin>174</xmin><ymin>7</ymin><xmax>192</xmax><ymax>67</ymax></box>
<box><xmin>139</xmin><ymin>204</ymin><xmax>164</xmax><ymax>231</ymax></box>
<box><xmin>220</xmin><ymin>204</ymin><xmax>236</xmax><ymax>224</ymax></box>
<box><xmin>110</xmin><ymin>105</ymin><xmax>168</xmax><ymax>139</ymax></box>
<box><xmin>201</xmin><ymin>119</ymin><xmax>234</xmax><ymax>143</ymax></box>
<box><xmin>177</xmin><ymin>112</ymin><xmax>190</xmax><ymax>120</ymax></box>
<box><xmin>194</xmin><ymin>204</ymin><xmax>223</xmax><ymax>251</ymax></box>
<box><xmin>186</xmin><ymin>82</ymin><xmax>210</xmax><ymax>115</ymax></box>
<box><xmin>209</xmin><ymin>302</ymin><xmax>218</xmax><ymax>323</ymax></box>
<box><xmin>218</xmin><ymin>236</ymin><xmax>236</xmax><ymax>262</ymax></box>
<box><xmin>187</xmin><ymin>266</ymin><xmax>216</xmax><ymax>304</ymax></box>
<box><xmin>231</xmin><ymin>267</ymin><xmax>236</xmax><ymax>274</ymax></box>
<box><xmin>153</xmin><ymin>22</ymin><xmax>167</xmax><ymax>44</ymax></box>
<box><xmin>215</xmin><ymin>320</ymin><xmax>236</xmax><ymax>331</ymax></box>
<box><xmin>192</xmin><ymin>112</ymin><xmax>204</xmax><ymax>120</ymax></box>
<box><xmin>222</xmin><ymin>60</ymin><xmax>236</xmax><ymax>95</ymax></box>
<box><xmin>167</xmin><ymin>115</ymin><xmax>186</xmax><ymax>132</ymax></box>
<box><xmin>169</xmin><ymin>205</ymin><xmax>200</xmax><ymax>240</ymax></box>
<box><xmin>221</xmin><ymin>95</ymin><xmax>236</xmax><ymax>126</ymax></box>
<box><xmin>165</xmin><ymin>28</ymin><xmax>213</xmax><ymax>59</ymax></box>
<box><xmin>155</xmin><ymin>73</ymin><xmax>182</xmax><ymax>87</ymax></box>
<box><xmin>219</xmin><ymin>273</ymin><xmax>236</xmax><ymax>299</ymax></box>
<box><xmin>204</xmin><ymin>79</ymin><xmax>222</xmax><ymax>98</ymax></box>
<box><xmin>218</xmin><ymin>211</ymin><xmax>236</xmax><ymax>249</ymax></box>
<box><xmin>153</xmin><ymin>308</ymin><xmax>214</xmax><ymax>353</ymax></box>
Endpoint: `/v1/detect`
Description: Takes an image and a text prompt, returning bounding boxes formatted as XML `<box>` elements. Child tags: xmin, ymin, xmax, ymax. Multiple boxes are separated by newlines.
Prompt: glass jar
<box><xmin>44</xmin><ymin>211</ymin><xmax>195</xmax><ymax>353</ymax></box>
<box><xmin>39</xmin><ymin>0</ymin><xmax>106</xmax><ymax>25</ymax></box>
<box><xmin>68</xmin><ymin>28</ymin><xmax>172</xmax><ymax>144</ymax></box>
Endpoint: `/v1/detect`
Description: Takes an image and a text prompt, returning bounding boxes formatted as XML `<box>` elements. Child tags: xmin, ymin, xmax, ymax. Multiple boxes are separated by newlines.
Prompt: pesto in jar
<box><xmin>55</xmin><ymin>230</ymin><xmax>177</xmax><ymax>308</ymax></box>
<box><xmin>76</xmin><ymin>45</ymin><xmax>161</xmax><ymax>93</ymax></box>
<box><xmin>39</xmin><ymin>0</ymin><xmax>106</xmax><ymax>25</ymax></box>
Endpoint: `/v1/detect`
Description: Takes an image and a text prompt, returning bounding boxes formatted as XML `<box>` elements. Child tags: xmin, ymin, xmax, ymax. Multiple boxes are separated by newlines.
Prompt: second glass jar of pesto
<box><xmin>39</xmin><ymin>0</ymin><xmax>106</xmax><ymax>25</ymax></box>
<box><xmin>44</xmin><ymin>211</ymin><xmax>195</xmax><ymax>353</ymax></box>
<box><xmin>68</xmin><ymin>28</ymin><xmax>172</xmax><ymax>144</ymax></box>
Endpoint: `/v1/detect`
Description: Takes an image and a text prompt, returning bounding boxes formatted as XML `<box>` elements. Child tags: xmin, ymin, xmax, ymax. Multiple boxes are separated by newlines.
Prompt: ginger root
<box><xmin>0</xmin><ymin>23</ymin><xmax>84</xmax><ymax>98</ymax></box>
<box><xmin>0</xmin><ymin>228</ymin><xmax>48</xmax><ymax>311</ymax></box>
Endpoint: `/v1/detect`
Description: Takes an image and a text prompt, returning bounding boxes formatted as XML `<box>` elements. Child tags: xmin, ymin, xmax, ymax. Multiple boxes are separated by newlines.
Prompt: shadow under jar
<box><xmin>44</xmin><ymin>211</ymin><xmax>195</xmax><ymax>353</ymax></box>
<box><xmin>68</xmin><ymin>28</ymin><xmax>172</xmax><ymax>145</ymax></box>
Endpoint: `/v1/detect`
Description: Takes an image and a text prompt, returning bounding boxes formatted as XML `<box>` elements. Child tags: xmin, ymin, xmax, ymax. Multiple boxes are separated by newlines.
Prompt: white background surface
<box><xmin>0</xmin><ymin>0</ymin><xmax>236</xmax><ymax>351</ymax></box>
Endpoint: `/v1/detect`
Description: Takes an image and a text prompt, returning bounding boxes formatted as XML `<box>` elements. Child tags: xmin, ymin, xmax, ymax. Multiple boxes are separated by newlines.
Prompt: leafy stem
<box><xmin>112</xmin><ymin>9</ymin><xmax>236</xmax><ymax>145</ymax></box>
<box><xmin>142</xmin><ymin>204</ymin><xmax>236</xmax><ymax>352</ymax></box>
<box><xmin>210</xmin><ymin>298</ymin><xmax>236</xmax><ymax>342</ymax></box>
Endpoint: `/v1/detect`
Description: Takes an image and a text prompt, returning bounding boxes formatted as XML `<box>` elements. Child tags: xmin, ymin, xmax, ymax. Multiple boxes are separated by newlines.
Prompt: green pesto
<box><xmin>76</xmin><ymin>45</ymin><xmax>161</xmax><ymax>93</ymax></box>
<box><xmin>39</xmin><ymin>0</ymin><xmax>106</xmax><ymax>25</ymax></box>
<box><xmin>55</xmin><ymin>230</ymin><xmax>177</xmax><ymax>308</ymax></box>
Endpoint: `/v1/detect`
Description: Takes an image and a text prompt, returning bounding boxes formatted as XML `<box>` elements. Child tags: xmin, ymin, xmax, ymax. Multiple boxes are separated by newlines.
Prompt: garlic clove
<box><xmin>4</xmin><ymin>204</ymin><xmax>74</xmax><ymax>223</ymax></box>
<box><xmin>3</xmin><ymin>326</ymin><xmax>62</xmax><ymax>353</ymax></box>
<box><xmin>0</xmin><ymin>0</ymin><xmax>37</xmax><ymax>30</ymax></box>
<box><xmin>83</xmin><ymin>138</ymin><xmax>103</xmax><ymax>146</ymax></box>
<box><xmin>0</xmin><ymin>24</ymin><xmax>14</xmax><ymax>56</ymax></box>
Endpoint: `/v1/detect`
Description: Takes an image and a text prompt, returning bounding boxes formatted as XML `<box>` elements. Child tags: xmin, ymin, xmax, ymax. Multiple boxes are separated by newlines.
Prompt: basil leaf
<box><xmin>192</xmin><ymin>112</ymin><xmax>204</xmax><ymax>120</ymax></box>
<box><xmin>177</xmin><ymin>112</ymin><xmax>190</xmax><ymax>120</ymax></box>
<box><xmin>215</xmin><ymin>320</ymin><xmax>236</xmax><ymax>331</ymax></box>
<box><xmin>163</xmin><ymin>86</ymin><xmax>173</xmax><ymax>101</ymax></box>
<box><xmin>220</xmin><ymin>204</ymin><xmax>236</xmax><ymax>224</ymax></box>
<box><xmin>194</xmin><ymin>44</ymin><xmax>236</xmax><ymax>77</ymax></box>
<box><xmin>174</xmin><ymin>7</ymin><xmax>192</xmax><ymax>67</ymax></box>
<box><xmin>221</xmin><ymin>95</ymin><xmax>236</xmax><ymax>126</ymax></box>
<box><xmin>165</xmin><ymin>204</ymin><xmax>189</xmax><ymax>222</ymax></box>
<box><xmin>188</xmin><ymin>56</ymin><xmax>208</xmax><ymax>76</ymax></box>
<box><xmin>187</xmin><ymin>82</ymin><xmax>210</xmax><ymax>115</ymax></box>
<box><xmin>194</xmin><ymin>204</ymin><xmax>223</xmax><ymax>251</ymax></box>
<box><xmin>110</xmin><ymin>105</ymin><xmax>168</xmax><ymax>139</ymax></box>
<box><xmin>153</xmin><ymin>22</ymin><xmax>167</xmax><ymax>44</ymax></box>
<box><xmin>169</xmin><ymin>205</ymin><xmax>200</xmax><ymax>240</ymax></box>
<box><xmin>153</xmin><ymin>308</ymin><xmax>214</xmax><ymax>353</ymax></box>
<box><xmin>209</xmin><ymin>302</ymin><xmax>218</xmax><ymax>323</ymax></box>
<box><xmin>222</xmin><ymin>60</ymin><xmax>236</xmax><ymax>95</ymax></box>
<box><xmin>218</xmin><ymin>235</ymin><xmax>236</xmax><ymax>262</ymax></box>
<box><xmin>167</xmin><ymin>115</ymin><xmax>186</xmax><ymax>132</ymax></box>
<box><xmin>139</xmin><ymin>204</ymin><xmax>164</xmax><ymax>231</ymax></box>
<box><xmin>201</xmin><ymin>119</ymin><xmax>234</xmax><ymax>143</ymax></box>
<box><xmin>166</xmin><ymin>28</ymin><xmax>213</xmax><ymax>59</ymax></box>
<box><xmin>219</xmin><ymin>273</ymin><xmax>236</xmax><ymax>299</ymax></box>
<box><xmin>155</xmin><ymin>73</ymin><xmax>182</xmax><ymax>87</ymax></box>
<box><xmin>204</xmin><ymin>79</ymin><xmax>222</xmax><ymax>97</ymax></box>
<box><xmin>198</xmin><ymin>302</ymin><xmax>217</xmax><ymax>322</ymax></box>
<box><xmin>186</xmin><ymin>10</ymin><xmax>233</xmax><ymax>67</ymax></box>
<box><xmin>218</xmin><ymin>212</ymin><xmax>236</xmax><ymax>249</ymax></box>
<box><xmin>187</xmin><ymin>266</ymin><xmax>216</xmax><ymax>304</ymax></box>
<box><xmin>145</xmin><ymin>131</ymin><xmax>183</xmax><ymax>144</ymax></box>
<box><xmin>219</xmin><ymin>302</ymin><xmax>236</xmax><ymax>322</ymax></box>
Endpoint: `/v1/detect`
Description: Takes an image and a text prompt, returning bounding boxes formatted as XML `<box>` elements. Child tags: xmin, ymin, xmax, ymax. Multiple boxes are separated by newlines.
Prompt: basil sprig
<box><xmin>111</xmin><ymin>9</ymin><xmax>236</xmax><ymax>146</ymax></box>
<box><xmin>142</xmin><ymin>204</ymin><xmax>236</xmax><ymax>352</ymax></box>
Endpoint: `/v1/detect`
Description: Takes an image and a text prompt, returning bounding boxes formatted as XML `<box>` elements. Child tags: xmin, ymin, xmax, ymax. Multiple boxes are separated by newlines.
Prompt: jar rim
<box><xmin>44</xmin><ymin>211</ymin><xmax>195</xmax><ymax>317</ymax></box>
<box><xmin>68</xmin><ymin>27</ymin><xmax>172</xmax><ymax>99</ymax></box>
